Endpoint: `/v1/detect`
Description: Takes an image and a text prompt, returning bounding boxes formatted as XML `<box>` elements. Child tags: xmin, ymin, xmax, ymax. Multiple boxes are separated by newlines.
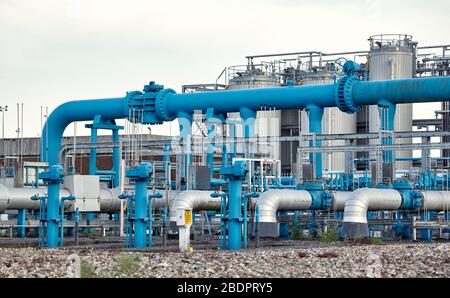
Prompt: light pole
<box><xmin>0</xmin><ymin>105</ymin><xmax>8</xmax><ymax>168</ymax></box>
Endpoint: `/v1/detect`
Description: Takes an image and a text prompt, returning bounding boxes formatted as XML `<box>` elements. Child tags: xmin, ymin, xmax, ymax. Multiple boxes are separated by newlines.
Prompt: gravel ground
<box><xmin>0</xmin><ymin>242</ymin><xmax>448</xmax><ymax>278</ymax></box>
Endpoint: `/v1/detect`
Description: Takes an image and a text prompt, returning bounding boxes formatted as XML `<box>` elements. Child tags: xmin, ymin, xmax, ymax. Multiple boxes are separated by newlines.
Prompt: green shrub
<box><xmin>318</xmin><ymin>226</ymin><xmax>340</xmax><ymax>243</ymax></box>
<box><xmin>114</xmin><ymin>254</ymin><xmax>141</xmax><ymax>276</ymax></box>
<box><xmin>80</xmin><ymin>260</ymin><xmax>96</xmax><ymax>278</ymax></box>
<box><xmin>369</xmin><ymin>237</ymin><xmax>382</xmax><ymax>245</ymax></box>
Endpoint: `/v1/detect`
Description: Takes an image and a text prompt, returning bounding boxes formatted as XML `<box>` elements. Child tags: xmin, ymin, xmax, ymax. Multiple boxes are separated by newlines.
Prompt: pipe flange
<box><xmin>155</xmin><ymin>88</ymin><xmax>176</xmax><ymax>122</ymax></box>
<box><xmin>335</xmin><ymin>75</ymin><xmax>361</xmax><ymax>114</ymax></box>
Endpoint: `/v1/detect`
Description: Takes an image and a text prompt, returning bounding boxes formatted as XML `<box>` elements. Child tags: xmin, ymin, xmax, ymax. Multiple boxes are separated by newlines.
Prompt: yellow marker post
<box><xmin>184</xmin><ymin>210</ymin><xmax>192</xmax><ymax>225</ymax></box>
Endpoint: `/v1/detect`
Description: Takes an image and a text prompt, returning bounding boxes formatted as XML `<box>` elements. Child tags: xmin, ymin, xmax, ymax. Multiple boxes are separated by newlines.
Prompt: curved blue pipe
<box><xmin>40</xmin><ymin>97</ymin><xmax>127</xmax><ymax>165</ymax></box>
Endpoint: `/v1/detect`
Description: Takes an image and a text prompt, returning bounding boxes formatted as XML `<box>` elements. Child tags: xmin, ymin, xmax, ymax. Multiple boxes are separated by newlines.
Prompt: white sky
<box><xmin>1</xmin><ymin>0</ymin><xmax>450</xmax><ymax>138</ymax></box>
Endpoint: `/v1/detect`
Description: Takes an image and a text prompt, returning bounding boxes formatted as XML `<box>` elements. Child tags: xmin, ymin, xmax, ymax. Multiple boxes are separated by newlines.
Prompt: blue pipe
<box><xmin>17</xmin><ymin>209</ymin><xmax>26</xmax><ymax>238</ymax></box>
<box><xmin>307</xmin><ymin>106</ymin><xmax>324</xmax><ymax>177</ymax></box>
<box><xmin>352</xmin><ymin>77</ymin><xmax>450</xmax><ymax>106</ymax></box>
<box><xmin>135</xmin><ymin>178</ymin><xmax>148</xmax><ymax>248</ymax></box>
<box><xmin>279</xmin><ymin>211</ymin><xmax>289</xmax><ymax>238</ymax></box>
<box><xmin>240</xmin><ymin>107</ymin><xmax>256</xmax><ymax>159</ymax></box>
<box><xmin>177</xmin><ymin>112</ymin><xmax>193</xmax><ymax>187</ymax></box>
<box><xmin>378</xmin><ymin>101</ymin><xmax>396</xmax><ymax>163</ymax></box>
<box><xmin>126</xmin><ymin>163</ymin><xmax>152</xmax><ymax>248</ymax></box>
<box><xmin>112</xmin><ymin>129</ymin><xmax>120</xmax><ymax>187</ymax></box>
<box><xmin>47</xmin><ymin>183</ymin><xmax>60</xmax><ymax>247</ymax></box>
<box><xmin>40</xmin><ymin>98</ymin><xmax>126</xmax><ymax>247</ymax></box>
<box><xmin>206</xmin><ymin>118</ymin><xmax>217</xmax><ymax>178</ymax></box>
<box><xmin>228</xmin><ymin>178</ymin><xmax>242</xmax><ymax>250</ymax></box>
<box><xmin>89</xmin><ymin>124</ymin><xmax>98</xmax><ymax>175</ymax></box>
<box><xmin>39</xmin><ymin>74</ymin><xmax>450</xmax><ymax>247</ymax></box>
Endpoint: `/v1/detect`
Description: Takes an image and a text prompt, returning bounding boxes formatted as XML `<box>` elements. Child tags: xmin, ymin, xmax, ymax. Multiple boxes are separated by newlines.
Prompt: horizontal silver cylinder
<box><xmin>421</xmin><ymin>191</ymin><xmax>450</xmax><ymax>211</ymax></box>
<box><xmin>332</xmin><ymin>191</ymin><xmax>352</xmax><ymax>211</ymax></box>
<box><xmin>255</xmin><ymin>190</ymin><xmax>312</xmax><ymax>223</ymax></box>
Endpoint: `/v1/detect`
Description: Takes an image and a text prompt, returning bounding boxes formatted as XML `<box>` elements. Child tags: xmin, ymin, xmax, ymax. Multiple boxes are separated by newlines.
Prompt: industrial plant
<box><xmin>0</xmin><ymin>33</ymin><xmax>449</xmax><ymax>278</ymax></box>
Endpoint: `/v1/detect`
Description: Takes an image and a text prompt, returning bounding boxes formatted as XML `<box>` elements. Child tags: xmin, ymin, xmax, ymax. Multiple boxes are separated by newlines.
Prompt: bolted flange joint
<box><xmin>40</xmin><ymin>165</ymin><xmax>64</xmax><ymax>184</ymax></box>
<box><xmin>335</xmin><ymin>75</ymin><xmax>361</xmax><ymax>114</ymax></box>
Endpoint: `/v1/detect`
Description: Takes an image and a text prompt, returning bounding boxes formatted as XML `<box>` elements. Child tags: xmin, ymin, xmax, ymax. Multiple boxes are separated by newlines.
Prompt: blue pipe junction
<box><xmin>39</xmin><ymin>71</ymin><xmax>450</xmax><ymax>247</ymax></box>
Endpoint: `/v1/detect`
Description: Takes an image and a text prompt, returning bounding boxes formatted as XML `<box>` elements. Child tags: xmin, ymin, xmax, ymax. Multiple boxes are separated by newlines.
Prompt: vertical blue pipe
<box><xmin>86</xmin><ymin>126</ymin><xmax>98</xmax><ymax>232</ymax></box>
<box><xmin>134</xmin><ymin>179</ymin><xmax>148</xmax><ymax>248</ymax></box>
<box><xmin>310</xmin><ymin>210</ymin><xmax>316</xmax><ymax>237</ymax></box>
<box><xmin>47</xmin><ymin>183</ymin><xmax>60</xmax><ymax>247</ymax></box>
<box><xmin>378</xmin><ymin>102</ymin><xmax>396</xmax><ymax>163</ymax></box>
<box><xmin>207</xmin><ymin>119</ymin><xmax>216</xmax><ymax>178</ymax></box>
<box><xmin>294</xmin><ymin>211</ymin><xmax>300</xmax><ymax>227</ymax></box>
<box><xmin>240</xmin><ymin>107</ymin><xmax>256</xmax><ymax>159</ymax></box>
<box><xmin>112</xmin><ymin>129</ymin><xmax>120</xmax><ymax>188</ymax></box>
<box><xmin>178</xmin><ymin>112</ymin><xmax>193</xmax><ymax>187</ymax></box>
<box><xmin>17</xmin><ymin>209</ymin><xmax>26</xmax><ymax>238</ymax></box>
<box><xmin>279</xmin><ymin>211</ymin><xmax>289</xmax><ymax>238</ymax></box>
<box><xmin>228</xmin><ymin>179</ymin><xmax>242</xmax><ymax>250</ymax></box>
<box><xmin>307</xmin><ymin>106</ymin><xmax>324</xmax><ymax>178</ymax></box>
<box><xmin>89</xmin><ymin>127</ymin><xmax>97</xmax><ymax>175</ymax></box>
<box><xmin>148</xmin><ymin>197</ymin><xmax>153</xmax><ymax>248</ymax></box>
<box><xmin>67</xmin><ymin>213</ymin><xmax>74</xmax><ymax>236</ymax></box>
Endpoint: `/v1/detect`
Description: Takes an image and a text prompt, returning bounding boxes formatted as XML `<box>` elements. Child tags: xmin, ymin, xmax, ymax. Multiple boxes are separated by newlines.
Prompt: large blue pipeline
<box><xmin>39</xmin><ymin>74</ymin><xmax>450</xmax><ymax>247</ymax></box>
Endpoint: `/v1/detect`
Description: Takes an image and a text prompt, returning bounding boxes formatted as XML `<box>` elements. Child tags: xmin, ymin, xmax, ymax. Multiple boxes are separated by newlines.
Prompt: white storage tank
<box><xmin>227</xmin><ymin>70</ymin><xmax>282</xmax><ymax>160</ymax></box>
<box><xmin>302</xmin><ymin>72</ymin><xmax>357</xmax><ymax>173</ymax></box>
<box><xmin>367</xmin><ymin>34</ymin><xmax>416</xmax><ymax>170</ymax></box>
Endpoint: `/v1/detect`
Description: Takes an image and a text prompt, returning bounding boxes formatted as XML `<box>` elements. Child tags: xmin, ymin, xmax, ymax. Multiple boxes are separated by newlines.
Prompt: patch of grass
<box><xmin>291</xmin><ymin>225</ymin><xmax>304</xmax><ymax>240</ymax></box>
<box><xmin>113</xmin><ymin>254</ymin><xmax>141</xmax><ymax>276</ymax></box>
<box><xmin>80</xmin><ymin>260</ymin><xmax>96</xmax><ymax>278</ymax></box>
<box><xmin>318</xmin><ymin>226</ymin><xmax>340</xmax><ymax>243</ymax></box>
<box><xmin>369</xmin><ymin>237</ymin><xmax>382</xmax><ymax>245</ymax></box>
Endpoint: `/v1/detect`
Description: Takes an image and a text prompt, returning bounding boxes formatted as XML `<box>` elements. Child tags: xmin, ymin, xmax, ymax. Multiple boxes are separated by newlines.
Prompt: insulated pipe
<box><xmin>343</xmin><ymin>188</ymin><xmax>402</xmax><ymax>239</ymax></box>
<box><xmin>332</xmin><ymin>191</ymin><xmax>352</xmax><ymax>211</ymax></box>
<box><xmin>0</xmin><ymin>184</ymin><xmax>131</xmax><ymax>213</ymax></box>
<box><xmin>254</xmin><ymin>189</ymin><xmax>312</xmax><ymax>238</ymax></box>
<box><xmin>421</xmin><ymin>191</ymin><xmax>450</xmax><ymax>211</ymax></box>
<box><xmin>255</xmin><ymin>190</ymin><xmax>312</xmax><ymax>223</ymax></box>
<box><xmin>169</xmin><ymin>190</ymin><xmax>221</xmax><ymax>222</ymax></box>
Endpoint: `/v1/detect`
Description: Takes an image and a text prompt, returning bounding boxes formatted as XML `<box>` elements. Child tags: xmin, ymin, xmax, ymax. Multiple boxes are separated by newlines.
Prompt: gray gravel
<box><xmin>0</xmin><ymin>242</ymin><xmax>448</xmax><ymax>278</ymax></box>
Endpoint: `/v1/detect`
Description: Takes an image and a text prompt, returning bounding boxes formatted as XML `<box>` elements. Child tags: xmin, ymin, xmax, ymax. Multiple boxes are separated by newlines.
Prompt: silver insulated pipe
<box><xmin>255</xmin><ymin>190</ymin><xmax>312</xmax><ymax>223</ymax></box>
<box><xmin>421</xmin><ymin>191</ymin><xmax>450</xmax><ymax>211</ymax></box>
<box><xmin>254</xmin><ymin>189</ymin><xmax>312</xmax><ymax>237</ymax></box>
<box><xmin>332</xmin><ymin>191</ymin><xmax>352</xmax><ymax>211</ymax></box>
<box><xmin>343</xmin><ymin>188</ymin><xmax>402</xmax><ymax>239</ymax></box>
<box><xmin>169</xmin><ymin>190</ymin><xmax>221</xmax><ymax>222</ymax></box>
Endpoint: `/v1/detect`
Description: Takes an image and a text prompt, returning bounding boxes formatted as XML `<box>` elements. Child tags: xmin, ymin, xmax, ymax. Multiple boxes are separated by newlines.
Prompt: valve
<box><xmin>220</xmin><ymin>161</ymin><xmax>248</xmax><ymax>179</ymax></box>
<box><xmin>40</xmin><ymin>165</ymin><xmax>64</xmax><ymax>184</ymax></box>
<box><xmin>126</xmin><ymin>162</ymin><xmax>153</xmax><ymax>181</ymax></box>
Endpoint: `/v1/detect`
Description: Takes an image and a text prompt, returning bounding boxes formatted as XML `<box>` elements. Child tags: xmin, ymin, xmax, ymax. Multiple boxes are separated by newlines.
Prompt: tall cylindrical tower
<box><xmin>302</xmin><ymin>72</ymin><xmax>357</xmax><ymax>173</ymax></box>
<box><xmin>366</xmin><ymin>34</ymin><xmax>416</xmax><ymax>170</ymax></box>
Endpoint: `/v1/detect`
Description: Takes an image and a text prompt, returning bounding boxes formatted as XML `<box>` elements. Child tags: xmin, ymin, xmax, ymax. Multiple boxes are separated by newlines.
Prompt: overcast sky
<box><xmin>1</xmin><ymin>0</ymin><xmax>450</xmax><ymax>138</ymax></box>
